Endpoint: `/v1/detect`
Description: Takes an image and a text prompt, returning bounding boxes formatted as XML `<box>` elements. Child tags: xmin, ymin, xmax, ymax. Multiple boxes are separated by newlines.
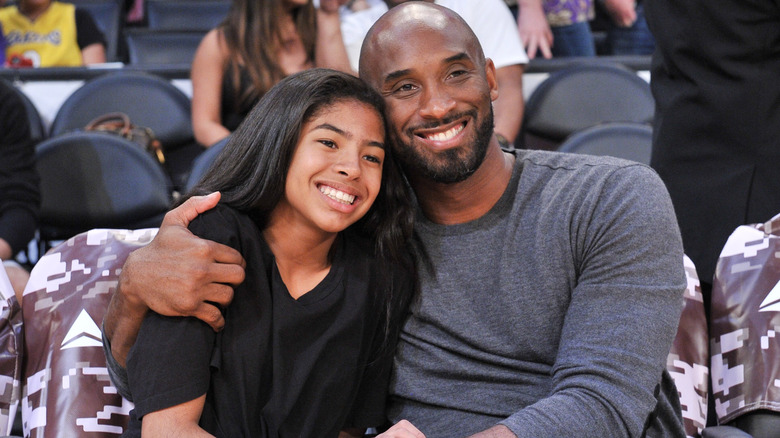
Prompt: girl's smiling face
<box><xmin>273</xmin><ymin>99</ymin><xmax>386</xmax><ymax>236</ymax></box>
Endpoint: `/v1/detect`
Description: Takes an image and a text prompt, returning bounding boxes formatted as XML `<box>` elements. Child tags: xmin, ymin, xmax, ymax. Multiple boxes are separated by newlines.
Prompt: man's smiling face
<box><xmin>360</xmin><ymin>3</ymin><xmax>499</xmax><ymax>184</ymax></box>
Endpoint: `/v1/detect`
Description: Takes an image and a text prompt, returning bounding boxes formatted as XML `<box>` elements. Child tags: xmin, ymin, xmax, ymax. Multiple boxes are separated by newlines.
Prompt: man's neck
<box><xmin>410</xmin><ymin>137</ymin><xmax>515</xmax><ymax>225</ymax></box>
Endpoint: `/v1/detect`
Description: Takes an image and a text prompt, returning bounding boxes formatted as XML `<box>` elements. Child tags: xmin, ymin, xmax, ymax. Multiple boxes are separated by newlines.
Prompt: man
<box><xmin>104</xmin><ymin>3</ymin><xmax>686</xmax><ymax>437</ymax></box>
<box><xmin>340</xmin><ymin>0</ymin><xmax>527</xmax><ymax>145</ymax></box>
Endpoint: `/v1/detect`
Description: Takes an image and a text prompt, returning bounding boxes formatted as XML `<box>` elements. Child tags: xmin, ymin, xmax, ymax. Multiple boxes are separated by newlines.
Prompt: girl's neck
<box><xmin>262</xmin><ymin>215</ymin><xmax>337</xmax><ymax>300</ymax></box>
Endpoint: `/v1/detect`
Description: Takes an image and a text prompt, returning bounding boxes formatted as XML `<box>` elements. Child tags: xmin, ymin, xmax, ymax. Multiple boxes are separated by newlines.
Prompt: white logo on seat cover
<box><xmin>61</xmin><ymin>309</ymin><xmax>103</xmax><ymax>349</ymax></box>
<box><xmin>759</xmin><ymin>280</ymin><xmax>780</xmax><ymax>313</ymax></box>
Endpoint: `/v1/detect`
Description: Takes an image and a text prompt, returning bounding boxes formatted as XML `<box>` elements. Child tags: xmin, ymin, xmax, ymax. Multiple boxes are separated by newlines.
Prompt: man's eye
<box><xmin>395</xmin><ymin>83</ymin><xmax>416</xmax><ymax>93</ymax></box>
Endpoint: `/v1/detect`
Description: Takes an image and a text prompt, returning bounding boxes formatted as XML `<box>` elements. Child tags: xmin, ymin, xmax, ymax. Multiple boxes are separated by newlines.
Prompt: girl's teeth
<box><xmin>320</xmin><ymin>186</ymin><xmax>356</xmax><ymax>204</ymax></box>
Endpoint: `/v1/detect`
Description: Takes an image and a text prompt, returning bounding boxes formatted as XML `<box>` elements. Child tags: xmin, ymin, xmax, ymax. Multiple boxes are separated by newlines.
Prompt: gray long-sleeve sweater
<box><xmin>388</xmin><ymin>149</ymin><xmax>687</xmax><ymax>437</ymax></box>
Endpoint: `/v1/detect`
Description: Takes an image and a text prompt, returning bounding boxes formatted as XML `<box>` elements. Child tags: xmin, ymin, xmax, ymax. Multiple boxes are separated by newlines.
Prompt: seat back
<box><xmin>709</xmin><ymin>212</ymin><xmax>780</xmax><ymax>433</ymax></box>
<box><xmin>34</xmin><ymin>131</ymin><xmax>171</xmax><ymax>247</ymax></box>
<box><xmin>124</xmin><ymin>29</ymin><xmax>205</xmax><ymax>66</ymax></box>
<box><xmin>184</xmin><ymin>135</ymin><xmax>229</xmax><ymax>192</ymax></box>
<box><xmin>519</xmin><ymin>62</ymin><xmax>654</xmax><ymax>151</ymax></box>
<box><xmin>557</xmin><ymin>122</ymin><xmax>653</xmax><ymax>165</ymax></box>
<box><xmin>0</xmin><ymin>266</ymin><xmax>22</xmax><ymax>436</ymax></box>
<box><xmin>48</xmin><ymin>71</ymin><xmax>193</xmax><ymax>151</ymax></box>
<box><xmin>63</xmin><ymin>0</ymin><xmax>124</xmax><ymax>62</ymax></box>
<box><xmin>668</xmin><ymin>256</ymin><xmax>709</xmax><ymax>438</ymax></box>
<box><xmin>1</xmin><ymin>78</ymin><xmax>46</xmax><ymax>142</ymax></box>
<box><xmin>146</xmin><ymin>0</ymin><xmax>230</xmax><ymax>31</ymax></box>
<box><xmin>21</xmin><ymin>228</ymin><xmax>157</xmax><ymax>437</ymax></box>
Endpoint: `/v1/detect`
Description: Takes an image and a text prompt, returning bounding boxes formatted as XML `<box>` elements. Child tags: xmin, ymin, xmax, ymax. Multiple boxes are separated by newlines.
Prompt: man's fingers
<box><xmin>192</xmin><ymin>301</ymin><xmax>226</xmax><ymax>332</ymax></box>
<box><xmin>162</xmin><ymin>192</ymin><xmax>221</xmax><ymax>228</ymax></box>
<box><xmin>200</xmin><ymin>282</ymin><xmax>235</xmax><ymax>309</ymax></box>
<box><xmin>207</xmin><ymin>262</ymin><xmax>245</xmax><ymax>289</ymax></box>
<box><xmin>206</xmin><ymin>239</ymin><xmax>246</xmax><ymax>269</ymax></box>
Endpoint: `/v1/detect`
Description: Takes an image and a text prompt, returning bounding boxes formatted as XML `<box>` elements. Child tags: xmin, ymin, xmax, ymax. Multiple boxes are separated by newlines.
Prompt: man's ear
<box><xmin>484</xmin><ymin>58</ymin><xmax>499</xmax><ymax>102</ymax></box>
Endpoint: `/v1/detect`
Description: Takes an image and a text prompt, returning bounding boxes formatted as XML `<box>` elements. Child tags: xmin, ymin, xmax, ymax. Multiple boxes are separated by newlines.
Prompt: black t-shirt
<box><xmin>125</xmin><ymin>205</ymin><xmax>404</xmax><ymax>437</ymax></box>
<box><xmin>74</xmin><ymin>8</ymin><xmax>106</xmax><ymax>49</ymax></box>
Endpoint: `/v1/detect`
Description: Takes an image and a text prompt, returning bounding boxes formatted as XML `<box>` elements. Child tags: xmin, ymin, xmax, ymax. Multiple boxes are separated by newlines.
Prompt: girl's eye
<box><xmin>363</xmin><ymin>155</ymin><xmax>382</xmax><ymax>164</ymax></box>
<box><xmin>319</xmin><ymin>139</ymin><xmax>337</xmax><ymax>148</ymax></box>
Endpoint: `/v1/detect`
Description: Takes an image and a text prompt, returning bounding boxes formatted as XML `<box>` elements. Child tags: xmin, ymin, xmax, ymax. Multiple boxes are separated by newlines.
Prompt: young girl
<box><xmin>191</xmin><ymin>0</ymin><xmax>352</xmax><ymax>147</ymax></box>
<box><xmin>123</xmin><ymin>69</ymin><xmax>416</xmax><ymax>437</ymax></box>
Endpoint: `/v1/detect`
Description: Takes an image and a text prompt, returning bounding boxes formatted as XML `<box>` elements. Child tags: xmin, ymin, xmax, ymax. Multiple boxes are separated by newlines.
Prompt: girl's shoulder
<box><xmin>188</xmin><ymin>203</ymin><xmax>263</xmax><ymax>251</ymax></box>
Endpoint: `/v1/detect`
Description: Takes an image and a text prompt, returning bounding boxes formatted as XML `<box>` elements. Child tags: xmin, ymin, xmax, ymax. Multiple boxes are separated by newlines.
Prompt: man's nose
<box><xmin>418</xmin><ymin>86</ymin><xmax>456</xmax><ymax>119</ymax></box>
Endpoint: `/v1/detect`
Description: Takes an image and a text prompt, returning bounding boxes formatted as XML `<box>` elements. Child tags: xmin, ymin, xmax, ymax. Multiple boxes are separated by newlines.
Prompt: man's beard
<box><xmin>393</xmin><ymin>106</ymin><xmax>494</xmax><ymax>184</ymax></box>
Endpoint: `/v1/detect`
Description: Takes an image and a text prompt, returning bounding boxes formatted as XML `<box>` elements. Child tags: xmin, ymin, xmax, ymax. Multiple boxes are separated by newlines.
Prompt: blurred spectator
<box><xmin>191</xmin><ymin>0</ymin><xmax>352</xmax><ymax>147</ymax></box>
<box><xmin>596</xmin><ymin>0</ymin><xmax>654</xmax><ymax>55</ymax></box>
<box><xmin>0</xmin><ymin>23</ymin><xmax>5</xmax><ymax>64</ymax></box>
<box><xmin>516</xmin><ymin>0</ymin><xmax>596</xmax><ymax>59</ymax></box>
<box><xmin>340</xmin><ymin>0</ymin><xmax>528</xmax><ymax>144</ymax></box>
<box><xmin>0</xmin><ymin>0</ymin><xmax>106</xmax><ymax>67</ymax></box>
<box><xmin>646</xmin><ymin>0</ymin><xmax>780</xmax><ymax>306</ymax></box>
<box><xmin>0</xmin><ymin>80</ymin><xmax>40</xmax><ymax>301</ymax></box>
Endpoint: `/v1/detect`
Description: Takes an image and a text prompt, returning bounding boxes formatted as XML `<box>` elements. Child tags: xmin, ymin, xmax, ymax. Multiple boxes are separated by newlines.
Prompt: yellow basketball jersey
<box><xmin>0</xmin><ymin>1</ymin><xmax>83</xmax><ymax>67</ymax></box>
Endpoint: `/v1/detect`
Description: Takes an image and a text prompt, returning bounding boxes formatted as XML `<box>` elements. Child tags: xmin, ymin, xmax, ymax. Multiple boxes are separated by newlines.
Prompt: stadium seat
<box><xmin>1</xmin><ymin>78</ymin><xmax>45</xmax><ymax>142</ymax></box>
<box><xmin>556</xmin><ymin>122</ymin><xmax>653</xmax><ymax>165</ymax></box>
<box><xmin>48</xmin><ymin>70</ymin><xmax>199</xmax><ymax>189</ymax></box>
<box><xmin>184</xmin><ymin>135</ymin><xmax>229</xmax><ymax>192</ymax></box>
<box><xmin>146</xmin><ymin>0</ymin><xmax>230</xmax><ymax>31</ymax></box>
<box><xmin>124</xmin><ymin>29</ymin><xmax>206</xmax><ymax>66</ymax></box>
<box><xmin>34</xmin><ymin>131</ymin><xmax>171</xmax><ymax>251</ymax></box>
<box><xmin>519</xmin><ymin>61</ymin><xmax>654</xmax><ymax>151</ymax></box>
<box><xmin>20</xmin><ymin>228</ymin><xmax>156</xmax><ymax>437</ymax></box>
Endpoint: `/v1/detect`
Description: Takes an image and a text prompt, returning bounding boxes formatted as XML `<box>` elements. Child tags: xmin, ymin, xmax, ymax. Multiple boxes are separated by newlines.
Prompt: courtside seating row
<box><xmin>1</xmin><ymin>224</ymin><xmax>776</xmax><ymax>437</ymax></box>
<box><xmin>6</xmin><ymin>61</ymin><xmax>656</xmax><ymax>261</ymax></box>
<box><xmin>2</xmin><ymin>71</ymin><xmax>207</xmax><ymax>260</ymax></box>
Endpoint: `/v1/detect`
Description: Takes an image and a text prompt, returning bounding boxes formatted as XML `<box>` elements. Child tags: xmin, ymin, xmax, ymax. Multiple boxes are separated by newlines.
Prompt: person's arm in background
<box><xmin>461</xmin><ymin>0</ymin><xmax>528</xmax><ymax>144</ymax></box>
<box><xmin>315</xmin><ymin>0</ymin><xmax>355</xmax><ymax>74</ymax></box>
<box><xmin>601</xmin><ymin>0</ymin><xmax>637</xmax><ymax>27</ymax></box>
<box><xmin>80</xmin><ymin>42</ymin><xmax>105</xmax><ymax>64</ymax></box>
<box><xmin>516</xmin><ymin>0</ymin><xmax>553</xmax><ymax>59</ymax></box>
<box><xmin>103</xmin><ymin>192</ymin><xmax>245</xmax><ymax>368</ymax></box>
<box><xmin>191</xmin><ymin>30</ymin><xmax>232</xmax><ymax>147</ymax></box>
<box><xmin>74</xmin><ymin>8</ymin><xmax>106</xmax><ymax>64</ymax></box>
<box><xmin>493</xmin><ymin>64</ymin><xmax>524</xmax><ymax>145</ymax></box>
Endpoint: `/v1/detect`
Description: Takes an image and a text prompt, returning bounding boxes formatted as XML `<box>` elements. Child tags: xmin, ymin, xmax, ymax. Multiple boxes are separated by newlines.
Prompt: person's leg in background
<box><xmin>602</xmin><ymin>1</ymin><xmax>655</xmax><ymax>55</ymax></box>
<box><xmin>551</xmin><ymin>21</ymin><xmax>597</xmax><ymax>57</ymax></box>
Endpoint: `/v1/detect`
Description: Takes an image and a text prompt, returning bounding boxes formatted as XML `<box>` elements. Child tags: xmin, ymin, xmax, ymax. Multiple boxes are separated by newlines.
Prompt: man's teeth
<box><xmin>320</xmin><ymin>186</ymin><xmax>356</xmax><ymax>204</ymax></box>
<box><xmin>426</xmin><ymin>123</ymin><xmax>464</xmax><ymax>141</ymax></box>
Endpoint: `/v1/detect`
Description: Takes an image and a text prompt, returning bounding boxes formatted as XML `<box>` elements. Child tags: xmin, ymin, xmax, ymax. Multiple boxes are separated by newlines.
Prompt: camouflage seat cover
<box><xmin>21</xmin><ymin>229</ymin><xmax>157</xmax><ymax>437</ymax></box>
<box><xmin>711</xmin><ymin>212</ymin><xmax>780</xmax><ymax>423</ymax></box>
<box><xmin>0</xmin><ymin>264</ymin><xmax>23</xmax><ymax>435</ymax></box>
<box><xmin>668</xmin><ymin>256</ymin><xmax>709</xmax><ymax>438</ymax></box>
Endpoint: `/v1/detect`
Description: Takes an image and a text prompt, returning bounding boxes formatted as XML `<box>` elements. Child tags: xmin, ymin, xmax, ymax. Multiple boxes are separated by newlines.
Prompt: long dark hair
<box><xmin>219</xmin><ymin>0</ymin><xmax>316</xmax><ymax>109</ymax></box>
<box><xmin>189</xmin><ymin>68</ymin><xmax>416</xmax><ymax>344</ymax></box>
